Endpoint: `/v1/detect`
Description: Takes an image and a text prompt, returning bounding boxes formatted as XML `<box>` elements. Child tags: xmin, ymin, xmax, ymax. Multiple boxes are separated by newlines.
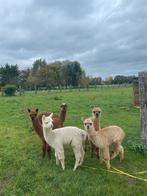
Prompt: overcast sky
<box><xmin>0</xmin><ymin>0</ymin><xmax>147</xmax><ymax>78</ymax></box>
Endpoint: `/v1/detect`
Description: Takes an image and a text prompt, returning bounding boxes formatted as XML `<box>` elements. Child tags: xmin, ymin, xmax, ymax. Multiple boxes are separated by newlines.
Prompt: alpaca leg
<box><xmin>56</xmin><ymin>149</ymin><xmax>65</xmax><ymax>170</ymax></box>
<box><xmin>84</xmin><ymin>136</ymin><xmax>88</xmax><ymax>152</ymax></box>
<box><xmin>91</xmin><ymin>142</ymin><xmax>95</xmax><ymax>158</ymax></box>
<box><xmin>72</xmin><ymin>147</ymin><xmax>82</xmax><ymax>171</ymax></box>
<box><xmin>99</xmin><ymin>148</ymin><xmax>103</xmax><ymax>164</ymax></box>
<box><xmin>111</xmin><ymin>142</ymin><xmax>121</xmax><ymax>160</ymax></box>
<box><xmin>105</xmin><ymin>159</ymin><xmax>111</xmax><ymax>170</ymax></box>
<box><xmin>119</xmin><ymin>145</ymin><xmax>124</xmax><ymax>162</ymax></box>
<box><xmin>79</xmin><ymin>147</ymin><xmax>85</xmax><ymax>166</ymax></box>
<box><xmin>55</xmin><ymin>152</ymin><xmax>59</xmax><ymax>166</ymax></box>
<box><xmin>47</xmin><ymin>144</ymin><xmax>51</xmax><ymax>159</ymax></box>
<box><xmin>42</xmin><ymin>141</ymin><xmax>46</xmax><ymax>158</ymax></box>
<box><xmin>59</xmin><ymin>158</ymin><xmax>65</xmax><ymax>170</ymax></box>
<box><xmin>102</xmin><ymin>147</ymin><xmax>111</xmax><ymax>170</ymax></box>
<box><xmin>96</xmin><ymin>147</ymin><xmax>99</xmax><ymax>159</ymax></box>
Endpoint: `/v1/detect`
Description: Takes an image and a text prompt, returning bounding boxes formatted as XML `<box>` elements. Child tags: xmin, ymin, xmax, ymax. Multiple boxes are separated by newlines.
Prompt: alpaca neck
<box><xmin>31</xmin><ymin>118</ymin><xmax>44</xmax><ymax>140</ymax></box>
<box><xmin>94</xmin><ymin>117</ymin><xmax>101</xmax><ymax>131</ymax></box>
<box><xmin>42</xmin><ymin>127</ymin><xmax>55</xmax><ymax>148</ymax></box>
<box><xmin>87</xmin><ymin>126</ymin><xmax>97</xmax><ymax>137</ymax></box>
<box><xmin>88</xmin><ymin>126</ymin><xmax>103</xmax><ymax>148</ymax></box>
<box><xmin>59</xmin><ymin>108</ymin><xmax>66</xmax><ymax>123</ymax></box>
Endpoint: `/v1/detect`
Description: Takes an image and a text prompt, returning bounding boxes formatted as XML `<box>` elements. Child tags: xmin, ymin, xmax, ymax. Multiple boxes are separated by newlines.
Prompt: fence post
<box><xmin>133</xmin><ymin>78</ymin><xmax>139</xmax><ymax>107</ymax></box>
<box><xmin>139</xmin><ymin>71</ymin><xmax>147</xmax><ymax>145</ymax></box>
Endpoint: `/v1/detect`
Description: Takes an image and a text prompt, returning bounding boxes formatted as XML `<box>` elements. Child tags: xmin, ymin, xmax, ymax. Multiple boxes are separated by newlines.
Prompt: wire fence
<box><xmin>0</xmin><ymin>83</ymin><xmax>133</xmax><ymax>96</ymax></box>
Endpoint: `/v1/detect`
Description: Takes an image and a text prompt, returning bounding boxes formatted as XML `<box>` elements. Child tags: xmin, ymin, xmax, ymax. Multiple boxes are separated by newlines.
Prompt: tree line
<box><xmin>0</xmin><ymin>59</ymin><xmax>137</xmax><ymax>90</ymax></box>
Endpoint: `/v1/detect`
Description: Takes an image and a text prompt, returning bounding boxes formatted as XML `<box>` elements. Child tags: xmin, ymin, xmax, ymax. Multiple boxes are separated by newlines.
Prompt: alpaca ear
<box><xmin>42</xmin><ymin>115</ymin><xmax>46</xmax><ymax>122</ymax></box>
<box><xmin>49</xmin><ymin>113</ymin><xmax>53</xmax><ymax>118</ymax></box>
<box><xmin>36</xmin><ymin>108</ymin><xmax>39</xmax><ymax>113</ymax></box>
<box><xmin>90</xmin><ymin>105</ymin><xmax>94</xmax><ymax>109</ymax></box>
<box><xmin>27</xmin><ymin>108</ymin><xmax>31</xmax><ymax>113</ymax></box>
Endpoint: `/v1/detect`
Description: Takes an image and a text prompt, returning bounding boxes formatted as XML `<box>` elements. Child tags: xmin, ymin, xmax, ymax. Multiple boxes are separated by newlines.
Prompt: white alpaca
<box><xmin>42</xmin><ymin>113</ymin><xmax>87</xmax><ymax>171</ymax></box>
<box><xmin>84</xmin><ymin>118</ymin><xmax>125</xmax><ymax>169</ymax></box>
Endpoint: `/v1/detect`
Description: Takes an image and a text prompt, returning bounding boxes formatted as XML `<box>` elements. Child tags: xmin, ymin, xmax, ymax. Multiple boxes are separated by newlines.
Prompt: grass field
<box><xmin>0</xmin><ymin>87</ymin><xmax>147</xmax><ymax>196</ymax></box>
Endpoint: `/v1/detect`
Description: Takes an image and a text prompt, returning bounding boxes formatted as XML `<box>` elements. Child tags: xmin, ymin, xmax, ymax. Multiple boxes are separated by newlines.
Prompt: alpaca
<box><xmin>88</xmin><ymin>106</ymin><xmax>102</xmax><ymax>158</ymax></box>
<box><xmin>37</xmin><ymin>103</ymin><xmax>67</xmax><ymax>127</ymax></box>
<box><xmin>28</xmin><ymin>108</ymin><xmax>51</xmax><ymax>159</ymax></box>
<box><xmin>91</xmin><ymin>106</ymin><xmax>102</xmax><ymax>131</ymax></box>
<box><xmin>42</xmin><ymin>113</ymin><xmax>87</xmax><ymax>171</ymax></box>
<box><xmin>28</xmin><ymin>104</ymin><xmax>67</xmax><ymax>158</ymax></box>
<box><xmin>83</xmin><ymin>118</ymin><xmax>125</xmax><ymax>169</ymax></box>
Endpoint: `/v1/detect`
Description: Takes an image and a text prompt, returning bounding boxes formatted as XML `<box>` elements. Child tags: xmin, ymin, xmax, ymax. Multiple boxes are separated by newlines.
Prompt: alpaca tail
<box><xmin>113</xmin><ymin>128</ymin><xmax>125</xmax><ymax>143</ymax></box>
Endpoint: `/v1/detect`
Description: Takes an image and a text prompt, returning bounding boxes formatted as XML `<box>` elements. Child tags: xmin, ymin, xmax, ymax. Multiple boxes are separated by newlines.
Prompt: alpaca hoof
<box><xmin>120</xmin><ymin>158</ymin><xmax>124</xmax><ymax>162</ymax></box>
<box><xmin>61</xmin><ymin>166</ymin><xmax>65</xmax><ymax>170</ymax></box>
<box><xmin>73</xmin><ymin>166</ymin><xmax>78</xmax><ymax>171</ymax></box>
<box><xmin>107</xmin><ymin>166</ymin><xmax>111</xmax><ymax>170</ymax></box>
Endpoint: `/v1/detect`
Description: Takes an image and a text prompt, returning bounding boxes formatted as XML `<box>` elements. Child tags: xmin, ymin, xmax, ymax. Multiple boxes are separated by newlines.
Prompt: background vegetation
<box><xmin>0</xmin><ymin>59</ymin><xmax>137</xmax><ymax>92</ymax></box>
<box><xmin>0</xmin><ymin>86</ymin><xmax>147</xmax><ymax>195</ymax></box>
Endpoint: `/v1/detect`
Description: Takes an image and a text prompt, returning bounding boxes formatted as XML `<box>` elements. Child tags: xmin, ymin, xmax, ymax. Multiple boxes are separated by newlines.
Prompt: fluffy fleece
<box><xmin>84</xmin><ymin>118</ymin><xmax>125</xmax><ymax>169</ymax></box>
<box><xmin>42</xmin><ymin>113</ymin><xmax>87</xmax><ymax>171</ymax></box>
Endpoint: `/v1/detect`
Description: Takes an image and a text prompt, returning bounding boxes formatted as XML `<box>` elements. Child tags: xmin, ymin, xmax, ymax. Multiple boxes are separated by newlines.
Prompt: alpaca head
<box><xmin>60</xmin><ymin>103</ymin><xmax>67</xmax><ymax>111</ymax></box>
<box><xmin>83</xmin><ymin>118</ymin><xmax>94</xmax><ymax>131</ymax></box>
<box><xmin>42</xmin><ymin>113</ymin><xmax>54</xmax><ymax>130</ymax></box>
<box><xmin>91</xmin><ymin>106</ymin><xmax>102</xmax><ymax>118</ymax></box>
<box><xmin>28</xmin><ymin>108</ymin><xmax>39</xmax><ymax>121</ymax></box>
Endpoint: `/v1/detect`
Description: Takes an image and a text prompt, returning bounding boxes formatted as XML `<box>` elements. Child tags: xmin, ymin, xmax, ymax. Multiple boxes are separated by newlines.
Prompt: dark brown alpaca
<box><xmin>37</xmin><ymin>103</ymin><xmax>67</xmax><ymax>127</ymax></box>
<box><xmin>28</xmin><ymin>103</ymin><xmax>67</xmax><ymax>159</ymax></box>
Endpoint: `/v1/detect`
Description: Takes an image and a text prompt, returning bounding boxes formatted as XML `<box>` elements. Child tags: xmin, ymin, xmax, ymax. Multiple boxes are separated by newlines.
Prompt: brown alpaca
<box><xmin>84</xmin><ymin>118</ymin><xmax>125</xmax><ymax>169</ymax></box>
<box><xmin>37</xmin><ymin>103</ymin><xmax>67</xmax><ymax>127</ymax></box>
<box><xmin>28</xmin><ymin>108</ymin><xmax>51</xmax><ymax>159</ymax></box>
<box><xmin>28</xmin><ymin>103</ymin><xmax>68</xmax><ymax>158</ymax></box>
<box><xmin>89</xmin><ymin>106</ymin><xmax>102</xmax><ymax>158</ymax></box>
<box><xmin>91</xmin><ymin>106</ymin><xmax>102</xmax><ymax>131</ymax></box>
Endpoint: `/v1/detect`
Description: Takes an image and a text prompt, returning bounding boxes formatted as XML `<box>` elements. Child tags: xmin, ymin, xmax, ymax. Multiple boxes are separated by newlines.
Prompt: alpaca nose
<box><xmin>87</xmin><ymin>125</ymin><xmax>90</xmax><ymax>129</ymax></box>
<box><xmin>96</xmin><ymin>113</ymin><xmax>99</xmax><ymax>117</ymax></box>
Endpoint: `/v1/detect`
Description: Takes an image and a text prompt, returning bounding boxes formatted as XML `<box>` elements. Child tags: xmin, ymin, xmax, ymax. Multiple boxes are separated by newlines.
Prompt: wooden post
<box><xmin>139</xmin><ymin>71</ymin><xmax>147</xmax><ymax>145</ymax></box>
<box><xmin>133</xmin><ymin>78</ymin><xmax>139</xmax><ymax>107</ymax></box>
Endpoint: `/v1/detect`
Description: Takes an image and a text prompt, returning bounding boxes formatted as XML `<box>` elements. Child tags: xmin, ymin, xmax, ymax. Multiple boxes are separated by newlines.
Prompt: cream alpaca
<box><xmin>84</xmin><ymin>118</ymin><xmax>125</xmax><ymax>169</ymax></box>
<box><xmin>42</xmin><ymin>113</ymin><xmax>87</xmax><ymax>171</ymax></box>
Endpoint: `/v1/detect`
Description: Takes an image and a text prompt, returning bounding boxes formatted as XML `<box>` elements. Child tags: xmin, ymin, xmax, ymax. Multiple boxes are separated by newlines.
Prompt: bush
<box><xmin>2</xmin><ymin>84</ymin><xmax>16</xmax><ymax>96</ymax></box>
<box><xmin>126</xmin><ymin>138</ymin><xmax>147</xmax><ymax>156</ymax></box>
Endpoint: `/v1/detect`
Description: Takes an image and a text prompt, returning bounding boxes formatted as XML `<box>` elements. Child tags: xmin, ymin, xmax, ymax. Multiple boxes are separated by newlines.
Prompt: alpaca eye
<box><xmin>84</xmin><ymin>123</ymin><xmax>87</xmax><ymax>126</ymax></box>
<box><xmin>90</xmin><ymin>123</ymin><xmax>92</xmax><ymax>125</ymax></box>
<box><xmin>93</xmin><ymin>111</ymin><xmax>95</xmax><ymax>113</ymax></box>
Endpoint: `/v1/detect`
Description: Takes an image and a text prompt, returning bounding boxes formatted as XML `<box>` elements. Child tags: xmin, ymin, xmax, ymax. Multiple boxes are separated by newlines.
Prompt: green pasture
<box><xmin>0</xmin><ymin>87</ymin><xmax>147</xmax><ymax>195</ymax></box>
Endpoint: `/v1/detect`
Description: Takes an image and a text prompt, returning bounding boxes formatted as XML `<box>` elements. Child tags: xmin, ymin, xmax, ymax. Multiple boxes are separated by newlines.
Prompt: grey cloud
<box><xmin>0</xmin><ymin>0</ymin><xmax>147</xmax><ymax>78</ymax></box>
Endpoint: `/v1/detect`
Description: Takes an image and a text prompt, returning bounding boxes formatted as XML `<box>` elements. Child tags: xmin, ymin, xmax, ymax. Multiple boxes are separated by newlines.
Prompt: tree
<box><xmin>79</xmin><ymin>76</ymin><xmax>90</xmax><ymax>88</ymax></box>
<box><xmin>113</xmin><ymin>75</ymin><xmax>136</xmax><ymax>84</ymax></box>
<box><xmin>18</xmin><ymin>69</ymin><xmax>30</xmax><ymax>89</ymax></box>
<box><xmin>105</xmin><ymin>76</ymin><xmax>113</xmax><ymax>85</ymax></box>
<box><xmin>27</xmin><ymin>59</ymin><xmax>47</xmax><ymax>90</ymax></box>
<box><xmin>49</xmin><ymin>63</ymin><xmax>63</xmax><ymax>87</ymax></box>
<box><xmin>0</xmin><ymin>64</ymin><xmax>19</xmax><ymax>86</ymax></box>
<box><xmin>89</xmin><ymin>77</ymin><xmax>102</xmax><ymax>85</ymax></box>
<box><xmin>63</xmin><ymin>61</ymin><xmax>83</xmax><ymax>87</ymax></box>
<box><xmin>32</xmin><ymin>59</ymin><xmax>47</xmax><ymax>74</ymax></box>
